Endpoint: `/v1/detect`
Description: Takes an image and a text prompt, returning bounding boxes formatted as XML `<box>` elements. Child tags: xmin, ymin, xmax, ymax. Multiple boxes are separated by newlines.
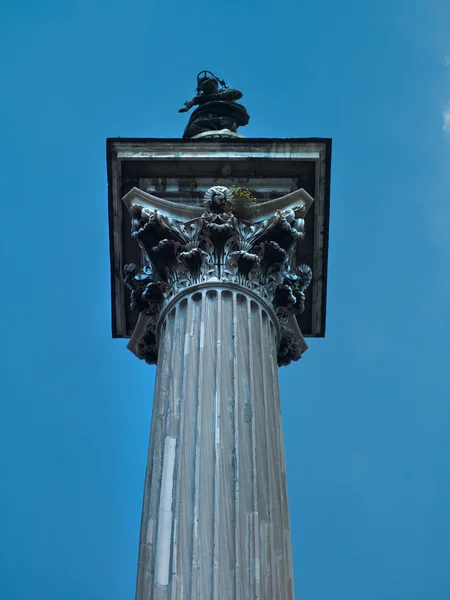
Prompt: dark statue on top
<box><xmin>179</xmin><ymin>71</ymin><xmax>250</xmax><ymax>139</ymax></box>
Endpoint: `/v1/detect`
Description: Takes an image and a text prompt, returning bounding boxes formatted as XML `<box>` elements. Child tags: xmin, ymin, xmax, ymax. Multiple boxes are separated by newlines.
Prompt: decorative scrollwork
<box><xmin>124</xmin><ymin>186</ymin><xmax>312</xmax><ymax>366</ymax></box>
<box><xmin>203</xmin><ymin>186</ymin><xmax>233</xmax><ymax>213</ymax></box>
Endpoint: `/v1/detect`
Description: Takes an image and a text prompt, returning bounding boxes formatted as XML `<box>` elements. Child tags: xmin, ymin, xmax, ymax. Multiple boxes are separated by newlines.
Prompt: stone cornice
<box><xmin>123</xmin><ymin>186</ymin><xmax>313</xmax><ymax>366</ymax></box>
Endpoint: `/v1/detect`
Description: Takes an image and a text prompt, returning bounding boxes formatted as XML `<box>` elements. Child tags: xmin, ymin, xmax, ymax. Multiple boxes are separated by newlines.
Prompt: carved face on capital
<box><xmin>203</xmin><ymin>186</ymin><xmax>232</xmax><ymax>213</ymax></box>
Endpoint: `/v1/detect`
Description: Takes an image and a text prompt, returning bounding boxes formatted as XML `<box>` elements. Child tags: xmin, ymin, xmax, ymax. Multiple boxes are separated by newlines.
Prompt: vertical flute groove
<box><xmin>178</xmin><ymin>294</ymin><xmax>200</xmax><ymax>596</ymax></box>
<box><xmin>248</xmin><ymin>300</ymin><xmax>260</xmax><ymax>598</ymax></box>
<box><xmin>232</xmin><ymin>292</ymin><xmax>240</xmax><ymax>600</ymax></box>
<box><xmin>261</xmin><ymin>310</ymin><xmax>276</xmax><ymax>600</ymax></box>
<box><xmin>155</xmin><ymin>309</ymin><xmax>178</xmax><ymax>597</ymax></box>
<box><xmin>191</xmin><ymin>293</ymin><xmax>205</xmax><ymax>598</ymax></box>
<box><xmin>170</xmin><ymin>299</ymin><xmax>189</xmax><ymax>597</ymax></box>
<box><xmin>212</xmin><ymin>292</ymin><xmax>222</xmax><ymax>599</ymax></box>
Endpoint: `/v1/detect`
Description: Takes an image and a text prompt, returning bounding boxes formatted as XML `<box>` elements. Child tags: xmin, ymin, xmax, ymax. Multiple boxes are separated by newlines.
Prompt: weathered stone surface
<box><xmin>124</xmin><ymin>186</ymin><xmax>313</xmax><ymax>367</ymax></box>
<box><xmin>135</xmin><ymin>286</ymin><xmax>294</xmax><ymax>599</ymax></box>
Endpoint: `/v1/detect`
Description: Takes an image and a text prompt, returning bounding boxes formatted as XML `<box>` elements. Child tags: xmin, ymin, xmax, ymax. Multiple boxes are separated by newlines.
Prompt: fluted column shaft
<box><xmin>136</xmin><ymin>283</ymin><xmax>294</xmax><ymax>600</ymax></box>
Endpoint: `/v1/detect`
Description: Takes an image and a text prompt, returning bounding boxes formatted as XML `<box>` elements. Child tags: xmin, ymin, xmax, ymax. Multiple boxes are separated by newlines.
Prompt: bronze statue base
<box><xmin>191</xmin><ymin>129</ymin><xmax>246</xmax><ymax>139</ymax></box>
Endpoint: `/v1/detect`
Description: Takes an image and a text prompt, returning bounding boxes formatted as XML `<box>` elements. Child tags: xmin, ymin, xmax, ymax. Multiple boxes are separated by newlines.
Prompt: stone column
<box><xmin>124</xmin><ymin>186</ymin><xmax>313</xmax><ymax>600</ymax></box>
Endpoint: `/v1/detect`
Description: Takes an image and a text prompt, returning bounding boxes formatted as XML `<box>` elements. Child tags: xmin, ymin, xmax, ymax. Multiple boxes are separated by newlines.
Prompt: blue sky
<box><xmin>1</xmin><ymin>1</ymin><xmax>450</xmax><ymax>599</ymax></box>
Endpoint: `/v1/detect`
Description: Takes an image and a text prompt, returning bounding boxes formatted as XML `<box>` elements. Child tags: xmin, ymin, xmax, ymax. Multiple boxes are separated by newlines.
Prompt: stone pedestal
<box><xmin>123</xmin><ymin>186</ymin><xmax>314</xmax><ymax>599</ymax></box>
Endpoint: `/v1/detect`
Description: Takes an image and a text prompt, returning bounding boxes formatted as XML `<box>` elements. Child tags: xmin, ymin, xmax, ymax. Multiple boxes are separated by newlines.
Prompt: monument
<box><xmin>107</xmin><ymin>71</ymin><xmax>331</xmax><ymax>599</ymax></box>
<box><xmin>178</xmin><ymin>70</ymin><xmax>250</xmax><ymax>139</ymax></box>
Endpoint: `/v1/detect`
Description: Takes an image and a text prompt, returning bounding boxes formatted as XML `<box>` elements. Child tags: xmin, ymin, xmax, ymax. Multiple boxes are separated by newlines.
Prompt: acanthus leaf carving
<box><xmin>124</xmin><ymin>187</ymin><xmax>313</xmax><ymax>366</ymax></box>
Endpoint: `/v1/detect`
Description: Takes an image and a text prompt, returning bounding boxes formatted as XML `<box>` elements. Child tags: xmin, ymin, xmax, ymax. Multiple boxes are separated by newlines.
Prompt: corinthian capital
<box><xmin>123</xmin><ymin>186</ymin><xmax>314</xmax><ymax>366</ymax></box>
